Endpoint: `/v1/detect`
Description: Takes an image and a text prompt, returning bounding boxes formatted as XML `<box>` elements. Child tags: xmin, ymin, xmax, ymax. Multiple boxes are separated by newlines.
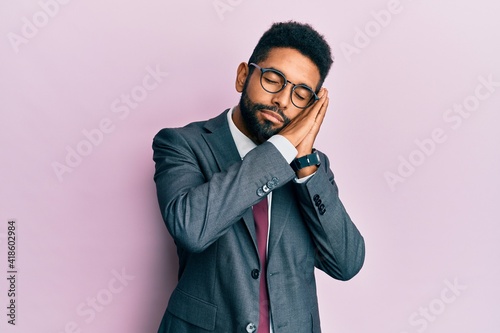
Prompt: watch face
<box><xmin>311</xmin><ymin>151</ymin><xmax>321</xmax><ymax>167</ymax></box>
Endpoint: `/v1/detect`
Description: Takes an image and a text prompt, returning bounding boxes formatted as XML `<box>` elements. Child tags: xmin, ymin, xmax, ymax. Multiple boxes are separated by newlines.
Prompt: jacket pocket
<box><xmin>167</xmin><ymin>288</ymin><xmax>217</xmax><ymax>331</ymax></box>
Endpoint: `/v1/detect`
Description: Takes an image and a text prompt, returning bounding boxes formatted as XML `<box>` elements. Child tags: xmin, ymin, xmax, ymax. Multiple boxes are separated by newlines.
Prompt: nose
<box><xmin>270</xmin><ymin>84</ymin><xmax>292</xmax><ymax>110</ymax></box>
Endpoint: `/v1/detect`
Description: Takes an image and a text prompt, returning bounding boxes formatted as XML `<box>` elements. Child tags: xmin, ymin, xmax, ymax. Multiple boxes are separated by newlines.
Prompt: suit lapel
<box><xmin>201</xmin><ymin>109</ymin><xmax>240</xmax><ymax>172</ymax></box>
<box><xmin>201</xmin><ymin>109</ymin><xmax>259</xmax><ymax>253</ymax></box>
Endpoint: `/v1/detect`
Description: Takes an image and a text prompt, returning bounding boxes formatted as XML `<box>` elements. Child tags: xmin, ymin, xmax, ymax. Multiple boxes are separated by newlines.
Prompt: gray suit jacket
<box><xmin>152</xmin><ymin>109</ymin><xmax>365</xmax><ymax>333</ymax></box>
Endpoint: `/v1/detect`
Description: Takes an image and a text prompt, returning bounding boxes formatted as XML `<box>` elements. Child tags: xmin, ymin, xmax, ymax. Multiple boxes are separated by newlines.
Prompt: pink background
<box><xmin>1</xmin><ymin>0</ymin><xmax>499</xmax><ymax>332</ymax></box>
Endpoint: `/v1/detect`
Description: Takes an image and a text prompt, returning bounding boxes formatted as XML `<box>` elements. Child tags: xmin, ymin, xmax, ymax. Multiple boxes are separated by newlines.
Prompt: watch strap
<box><xmin>290</xmin><ymin>149</ymin><xmax>321</xmax><ymax>171</ymax></box>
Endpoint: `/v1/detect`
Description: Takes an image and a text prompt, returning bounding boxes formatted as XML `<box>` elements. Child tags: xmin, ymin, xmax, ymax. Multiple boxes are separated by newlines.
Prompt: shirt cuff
<box><xmin>294</xmin><ymin>172</ymin><xmax>315</xmax><ymax>183</ymax></box>
<box><xmin>268</xmin><ymin>135</ymin><xmax>297</xmax><ymax>164</ymax></box>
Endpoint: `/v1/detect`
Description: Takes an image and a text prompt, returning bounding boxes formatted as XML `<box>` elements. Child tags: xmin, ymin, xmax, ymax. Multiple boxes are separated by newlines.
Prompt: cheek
<box><xmin>245</xmin><ymin>78</ymin><xmax>269</xmax><ymax>102</ymax></box>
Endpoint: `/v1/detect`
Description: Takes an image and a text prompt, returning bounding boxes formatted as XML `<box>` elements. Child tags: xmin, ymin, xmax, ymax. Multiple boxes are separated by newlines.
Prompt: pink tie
<box><xmin>253</xmin><ymin>197</ymin><xmax>270</xmax><ymax>333</ymax></box>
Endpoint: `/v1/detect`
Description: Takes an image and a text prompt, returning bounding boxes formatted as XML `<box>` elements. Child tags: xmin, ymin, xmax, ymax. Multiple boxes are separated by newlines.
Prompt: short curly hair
<box><xmin>248</xmin><ymin>21</ymin><xmax>334</xmax><ymax>90</ymax></box>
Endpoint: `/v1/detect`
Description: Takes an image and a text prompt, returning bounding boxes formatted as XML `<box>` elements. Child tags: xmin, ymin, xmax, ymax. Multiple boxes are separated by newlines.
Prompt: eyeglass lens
<box><xmin>260</xmin><ymin>70</ymin><xmax>315</xmax><ymax>108</ymax></box>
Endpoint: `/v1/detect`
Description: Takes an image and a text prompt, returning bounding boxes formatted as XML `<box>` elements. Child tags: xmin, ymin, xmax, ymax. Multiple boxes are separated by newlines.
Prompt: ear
<box><xmin>235</xmin><ymin>62</ymin><xmax>249</xmax><ymax>93</ymax></box>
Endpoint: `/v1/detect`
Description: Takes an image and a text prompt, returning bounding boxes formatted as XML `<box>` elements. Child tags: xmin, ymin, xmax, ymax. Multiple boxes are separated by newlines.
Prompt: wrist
<box><xmin>296</xmin><ymin>148</ymin><xmax>313</xmax><ymax>157</ymax></box>
<box><xmin>290</xmin><ymin>149</ymin><xmax>321</xmax><ymax>173</ymax></box>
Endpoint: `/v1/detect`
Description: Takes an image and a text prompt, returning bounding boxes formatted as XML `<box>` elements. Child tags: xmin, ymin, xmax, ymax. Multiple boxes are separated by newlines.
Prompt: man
<box><xmin>153</xmin><ymin>21</ymin><xmax>365</xmax><ymax>333</ymax></box>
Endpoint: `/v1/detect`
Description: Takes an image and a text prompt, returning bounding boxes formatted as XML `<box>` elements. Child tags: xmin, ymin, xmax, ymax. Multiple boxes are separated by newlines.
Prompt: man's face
<box><xmin>239</xmin><ymin>82</ymin><xmax>291</xmax><ymax>144</ymax></box>
<box><xmin>237</xmin><ymin>47</ymin><xmax>321</xmax><ymax>144</ymax></box>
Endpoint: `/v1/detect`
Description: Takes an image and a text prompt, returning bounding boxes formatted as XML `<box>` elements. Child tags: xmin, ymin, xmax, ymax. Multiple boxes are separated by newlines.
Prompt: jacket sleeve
<box><xmin>152</xmin><ymin>128</ymin><xmax>296</xmax><ymax>253</ymax></box>
<box><xmin>293</xmin><ymin>151</ymin><xmax>365</xmax><ymax>281</ymax></box>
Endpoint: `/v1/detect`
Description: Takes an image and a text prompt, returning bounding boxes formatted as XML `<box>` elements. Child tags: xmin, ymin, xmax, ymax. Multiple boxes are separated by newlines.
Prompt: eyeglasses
<box><xmin>249</xmin><ymin>63</ymin><xmax>319</xmax><ymax>109</ymax></box>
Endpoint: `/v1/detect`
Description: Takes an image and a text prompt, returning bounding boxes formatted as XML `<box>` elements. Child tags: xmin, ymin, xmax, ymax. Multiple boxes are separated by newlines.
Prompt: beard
<box><xmin>239</xmin><ymin>87</ymin><xmax>291</xmax><ymax>144</ymax></box>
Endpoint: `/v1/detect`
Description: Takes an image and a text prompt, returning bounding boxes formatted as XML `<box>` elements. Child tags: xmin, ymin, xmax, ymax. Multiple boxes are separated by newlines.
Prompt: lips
<box><xmin>259</xmin><ymin>109</ymin><xmax>284</xmax><ymax>124</ymax></box>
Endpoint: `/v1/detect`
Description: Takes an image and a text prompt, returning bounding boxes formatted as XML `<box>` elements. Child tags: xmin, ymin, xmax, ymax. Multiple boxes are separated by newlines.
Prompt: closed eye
<box><xmin>264</xmin><ymin>77</ymin><xmax>280</xmax><ymax>85</ymax></box>
<box><xmin>294</xmin><ymin>91</ymin><xmax>306</xmax><ymax>100</ymax></box>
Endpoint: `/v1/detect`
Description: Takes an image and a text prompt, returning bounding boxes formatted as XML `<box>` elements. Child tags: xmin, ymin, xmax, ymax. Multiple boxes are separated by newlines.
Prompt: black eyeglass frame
<box><xmin>249</xmin><ymin>63</ymin><xmax>319</xmax><ymax>109</ymax></box>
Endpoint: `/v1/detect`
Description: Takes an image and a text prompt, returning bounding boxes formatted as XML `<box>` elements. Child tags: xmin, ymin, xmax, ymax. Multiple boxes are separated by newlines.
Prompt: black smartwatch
<box><xmin>290</xmin><ymin>149</ymin><xmax>321</xmax><ymax>171</ymax></box>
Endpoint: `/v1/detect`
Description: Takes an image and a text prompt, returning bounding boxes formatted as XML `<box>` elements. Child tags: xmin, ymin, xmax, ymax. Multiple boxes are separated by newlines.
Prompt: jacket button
<box><xmin>251</xmin><ymin>269</ymin><xmax>260</xmax><ymax>279</ymax></box>
<box><xmin>257</xmin><ymin>188</ymin><xmax>265</xmax><ymax>197</ymax></box>
<box><xmin>246</xmin><ymin>322</ymin><xmax>257</xmax><ymax>332</ymax></box>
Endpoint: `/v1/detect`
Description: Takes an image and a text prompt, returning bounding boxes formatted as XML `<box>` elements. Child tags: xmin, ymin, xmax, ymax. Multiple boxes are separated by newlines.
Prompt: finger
<box><xmin>301</xmin><ymin>89</ymin><xmax>327</xmax><ymax>123</ymax></box>
<box><xmin>315</xmin><ymin>94</ymin><xmax>329</xmax><ymax>123</ymax></box>
<box><xmin>279</xmin><ymin>89</ymin><xmax>328</xmax><ymax>146</ymax></box>
<box><xmin>314</xmin><ymin>90</ymin><xmax>329</xmax><ymax>123</ymax></box>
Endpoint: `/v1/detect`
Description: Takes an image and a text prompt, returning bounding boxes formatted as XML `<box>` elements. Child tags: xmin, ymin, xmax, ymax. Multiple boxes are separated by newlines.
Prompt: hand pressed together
<box><xmin>279</xmin><ymin>88</ymin><xmax>329</xmax><ymax>177</ymax></box>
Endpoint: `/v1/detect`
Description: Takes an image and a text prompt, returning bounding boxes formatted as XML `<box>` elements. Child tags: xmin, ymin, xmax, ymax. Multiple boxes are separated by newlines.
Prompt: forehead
<box><xmin>258</xmin><ymin>47</ymin><xmax>321</xmax><ymax>88</ymax></box>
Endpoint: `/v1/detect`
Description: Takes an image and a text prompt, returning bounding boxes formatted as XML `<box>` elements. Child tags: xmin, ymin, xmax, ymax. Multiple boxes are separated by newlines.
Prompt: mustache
<box><xmin>253</xmin><ymin>103</ymin><xmax>288</xmax><ymax>122</ymax></box>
